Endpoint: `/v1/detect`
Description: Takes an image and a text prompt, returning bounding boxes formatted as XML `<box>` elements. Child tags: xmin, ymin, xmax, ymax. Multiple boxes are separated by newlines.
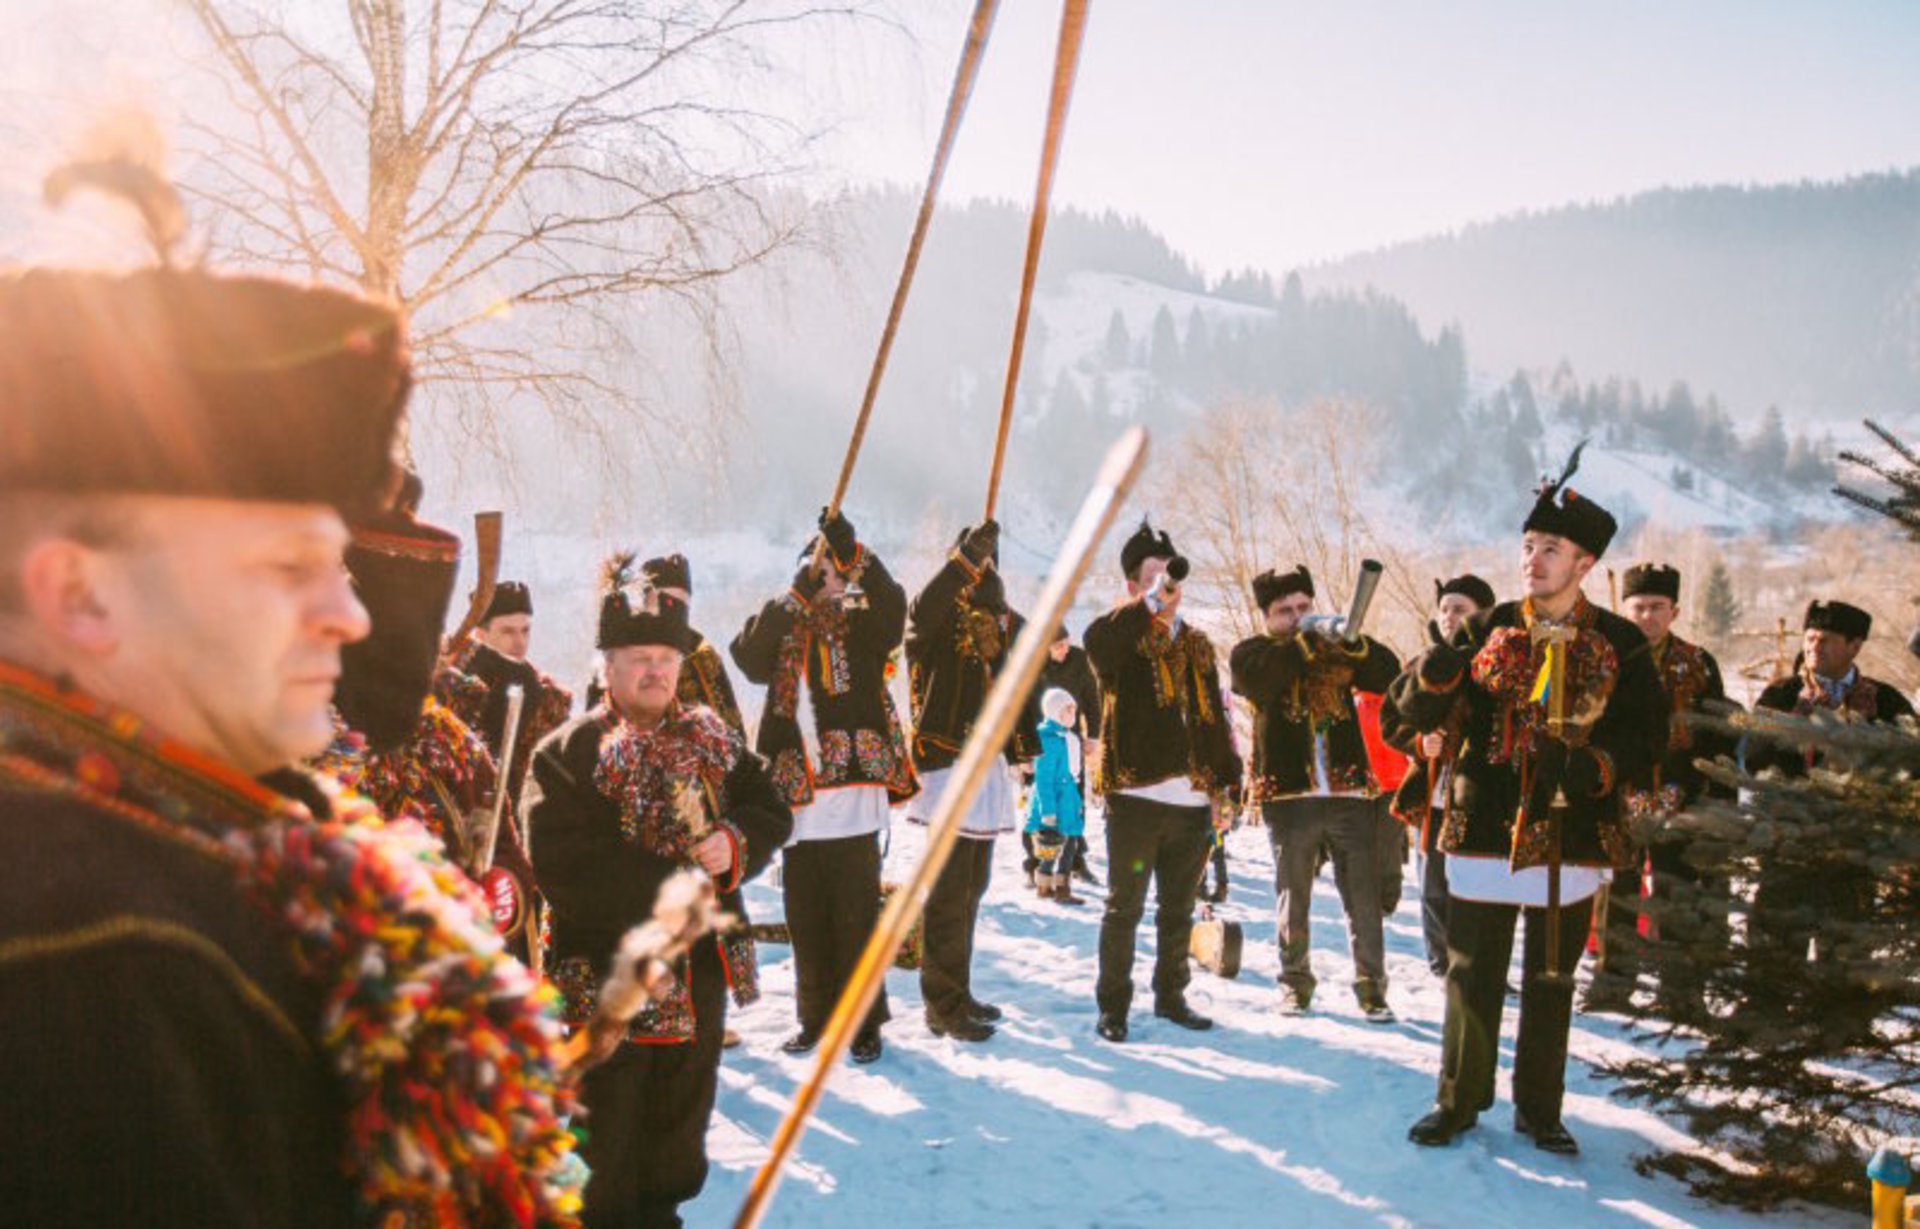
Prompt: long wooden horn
<box><xmin>446</xmin><ymin>510</ymin><xmax>504</xmax><ymax>652</ymax></box>
<box><xmin>825</xmin><ymin>0</ymin><xmax>1001</xmax><ymax>521</ymax></box>
<box><xmin>733</xmin><ymin>426</ymin><xmax>1148</xmax><ymax>1229</ymax></box>
<box><xmin>983</xmin><ymin>0</ymin><xmax>1092</xmax><ymax>521</ymax></box>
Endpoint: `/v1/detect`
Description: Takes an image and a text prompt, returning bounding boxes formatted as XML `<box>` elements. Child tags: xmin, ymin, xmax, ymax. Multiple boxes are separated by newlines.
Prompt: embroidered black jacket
<box><xmin>1083</xmin><ymin>599</ymin><xmax>1241</xmax><ymax>802</ymax></box>
<box><xmin>906</xmin><ymin>556</ymin><xmax>1039</xmax><ymax>773</ymax></box>
<box><xmin>1229</xmin><ymin>630</ymin><xmax>1401</xmax><ymax>802</ymax></box>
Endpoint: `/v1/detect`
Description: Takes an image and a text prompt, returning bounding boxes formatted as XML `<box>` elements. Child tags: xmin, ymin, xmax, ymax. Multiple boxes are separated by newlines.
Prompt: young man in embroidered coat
<box><xmin>447</xmin><ymin>577</ymin><xmax>575</xmax><ymax>796</ymax></box>
<box><xmin>0</xmin><ymin>200</ymin><xmax>581</xmax><ymax>1221</ymax></box>
<box><xmin>525</xmin><ymin>556</ymin><xmax>790</xmax><ymax>1228</ymax></box>
<box><xmin>1382</xmin><ymin>574</ymin><xmax>1497</xmax><ymax>979</ymax></box>
<box><xmin>1585</xmin><ymin>562</ymin><xmax>1738</xmax><ymax>1016</ymax></box>
<box><xmin>1230</xmin><ymin>565</ymin><xmax>1404</xmax><ymax>1021</ymax></box>
<box><xmin>730</xmin><ymin>509</ymin><xmax>918</xmax><ymax>1064</ymax></box>
<box><xmin>1084</xmin><ymin>519</ymin><xmax>1242</xmax><ymax>1044</ymax></box>
<box><xmin>906</xmin><ymin>520</ymin><xmax>1037</xmax><ymax>1041</ymax></box>
<box><xmin>1396</xmin><ymin>447</ymin><xmax>1665</xmax><ymax>1155</ymax></box>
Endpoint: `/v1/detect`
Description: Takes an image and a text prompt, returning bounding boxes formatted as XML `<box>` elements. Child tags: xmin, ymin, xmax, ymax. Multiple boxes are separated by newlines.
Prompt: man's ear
<box><xmin>1573</xmin><ymin>552</ymin><xmax>1598</xmax><ymax>586</ymax></box>
<box><xmin>18</xmin><ymin>538</ymin><xmax>120</xmax><ymax>656</ymax></box>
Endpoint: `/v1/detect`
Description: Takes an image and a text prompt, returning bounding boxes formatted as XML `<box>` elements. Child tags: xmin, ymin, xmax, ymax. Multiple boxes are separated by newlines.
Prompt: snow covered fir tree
<box><xmin>1604</xmin><ymin>421</ymin><xmax>1920</xmax><ymax>1210</ymax></box>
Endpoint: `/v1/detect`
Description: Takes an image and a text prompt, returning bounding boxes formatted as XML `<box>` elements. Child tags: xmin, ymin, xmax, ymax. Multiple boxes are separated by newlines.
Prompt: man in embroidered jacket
<box><xmin>1230</xmin><ymin>564</ymin><xmax>1404</xmax><ymax>1020</ymax></box>
<box><xmin>527</xmin><ymin>558</ymin><xmax>789</xmax><ymax>1228</ymax></box>
<box><xmin>0</xmin><ymin>244</ymin><xmax>580</xmax><ymax>1220</ymax></box>
<box><xmin>447</xmin><ymin>577</ymin><xmax>575</xmax><ymax>796</ymax></box>
<box><xmin>1585</xmin><ymin>562</ymin><xmax>1738</xmax><ymax>1017</ymax></box>
<box><xmin>1084</xmin><ymin>518</ymin><xmax>1242</xmax><ymax>1044</ymax></box>
<box><xmin>1396</xmin><ymin>449</ymin><xmax>1664</xmax><ymax>1156</ymax></box>
<box><xmin>729</xmin><ymin>509</ymin><xmax>917</xmax><ymax>1064</ymax></box>
<box><xmin>905</xmin><ymin>519</ymin><xmax>1038</xmax><ymax>1041</ymax></box>
<box><xmin>1748</xmin><ymin>598</ymin><xmax>1913</xmax><ymax>976</ymax></box>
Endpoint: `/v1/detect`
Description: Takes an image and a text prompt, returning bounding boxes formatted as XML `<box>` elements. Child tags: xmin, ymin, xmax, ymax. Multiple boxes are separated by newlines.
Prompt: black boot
<box><xmin>1408</xmin><ymin>1105</ymin><xmax>1478</xmax><ymax>1146</ymax></box>
<box><xmin>1515</xmin><ymin>1109</ymin><xmax>1579</xmax><ymax>1155</ymax></box>
<box><xmin>965</xmin><ymin>998</ymin><xmax>1004</xmax><ymax>1023</ymax></box>
<box><xmin>1095</xmin><ymin>1013</ymin><xmax>1128</xmax><ymax>1043</ymax></box>
<box><xmin>780</xmin><ymin>1028</ymin><xmax>821</xmax><ymax>1056</ymax></box>
<box><xmin>928</xmin><ymin>1013</ymin><xmax>996</xmax><ymax>1042</ymax></box>
<box><xmin>1153</xmin><ymin>999</ymin><xmax>1213</xmax><ymax>1031</ymax></box>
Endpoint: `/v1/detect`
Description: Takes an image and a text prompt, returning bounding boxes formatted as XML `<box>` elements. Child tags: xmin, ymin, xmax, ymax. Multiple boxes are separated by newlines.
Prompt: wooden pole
<box><xmin>733</xmin><ymin>426</ymin><xmax>1149</xmax><ymax>1229</ymax></box>
<box><xmin>826</xmin><ymin>0</ymin><xmax>1001</xmax><ymax>519</ymax></box>
<box><xmin>982</xmin><ymin>0</ymin><xmax>1092</xmax><ymax>521</ymax></box>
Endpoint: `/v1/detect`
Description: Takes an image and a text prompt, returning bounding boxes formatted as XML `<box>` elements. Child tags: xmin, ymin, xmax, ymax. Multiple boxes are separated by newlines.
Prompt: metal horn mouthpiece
<box><xmin>1341</xmin><ymin>559</ymin><xmax>1384</xmax><ymax>644</ymax></box>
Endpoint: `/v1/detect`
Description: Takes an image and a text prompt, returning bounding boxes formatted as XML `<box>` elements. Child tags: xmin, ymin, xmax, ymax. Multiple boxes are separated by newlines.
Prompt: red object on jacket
<box><xmin>1354</xmin><ymin>691</ymin><xmax>1410</xmax><ymax>791</ymax></box>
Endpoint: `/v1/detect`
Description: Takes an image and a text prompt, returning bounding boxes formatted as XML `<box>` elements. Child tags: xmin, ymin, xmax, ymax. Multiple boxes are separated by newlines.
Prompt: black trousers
<box><xmin>920</xmin><ymin>836</ymin><xmax>995</xmax><ymax>1022</ymax></box>
<box><xmin>1436</xmin><ymin>894</ymin><xmax>1594</xmax><ymax>1126</ymax></box>
<box><xmin>579</xmin><ymin>941</ymin><xmax>728</xmax><ymax>1228</ymax></box>
<box><xmin>1096</xmin><ymin>794</ymin><xmax>1210</xmax><ymax>1018</ymax></box>
<box><xmin>783</xmin><ymin>832</ymin><xmax>889</xmax><ymax>1038</ymax></box>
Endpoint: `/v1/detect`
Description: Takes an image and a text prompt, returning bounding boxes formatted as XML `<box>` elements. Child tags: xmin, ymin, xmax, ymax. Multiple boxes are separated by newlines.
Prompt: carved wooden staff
<box><xmin>823</xmin><ymin>0</ymin><xmax>1000</xmax><ymax>527</ymax></box>
<box><xmin>982</xmin><ymin>0</ymin><xmax>1092</xmax><ymax>520</ymax></box>
<box><xmin>734</xmin><ymin>426</ymin><xmax>1148</xmax><ymax>1229</ymax></box>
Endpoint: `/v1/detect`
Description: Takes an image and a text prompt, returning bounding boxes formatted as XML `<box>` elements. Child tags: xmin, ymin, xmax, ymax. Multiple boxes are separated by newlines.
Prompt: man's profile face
<box><xmin>478</xmin><ymin>612</ymin><xmax>532</xmax><ymax>661</ymax></box>
<box><xmin>1803</xmin><ymin>627</ymin><xmax>1862</xmax><ymax>679</ymax></box>
<box><xmin>605</xmin><ymin>643</ymin><xmax>684</xmax><ymax>723</ymax></box>
<box><xmin>1624</xmin><ymin>594</ymin><xmax>1677</xmax><ymax>645</ymax></box>
<box><xmin>1521</xmin><ymin>532</ymin><xmax>1592</xmax><ymax>602</ymax></box>
<box><xmin>83</xmin><ymin>498</ymin><xmax>370</xmax><ymax>774</ymax></box>
<box><xmin>1128</xmin><ymin>556</ymin><xmax>1170</xmax><ymax>598</ymax></box>
<box><xmin>1434</xmin><ymin>593</ymin><xmax>1481</xmax><ymax>640</ymax></box>
<box><xmin>1264</xmin><ymin>591</ymin><xmax>1313</xmax><ymax>637</ymax></box>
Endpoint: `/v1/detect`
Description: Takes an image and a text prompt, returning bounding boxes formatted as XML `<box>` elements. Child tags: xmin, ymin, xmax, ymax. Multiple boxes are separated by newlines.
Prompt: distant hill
<box><xmin>1303</xmin><ymin>170</ymin><xmax>1920</xmax><ymax>420</ymax></box>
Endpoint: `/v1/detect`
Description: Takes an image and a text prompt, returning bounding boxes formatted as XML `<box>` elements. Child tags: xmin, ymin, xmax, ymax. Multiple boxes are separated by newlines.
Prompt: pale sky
<box><xmin>817</xmin><ymin>0</ymin><xmax>1920</xmax><ymax>275</ymax></box>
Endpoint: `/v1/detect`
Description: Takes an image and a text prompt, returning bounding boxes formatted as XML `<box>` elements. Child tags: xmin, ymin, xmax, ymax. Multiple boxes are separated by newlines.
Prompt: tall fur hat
<box><xmin>1804</xmin><ymin>599</ymin><xmax>1871</xmax><ymax>640</ymax></box>
<box><xmin>1252</xmin><ymin>566</ymin><xmax>1314</xmax><ymax>610</ymax></box>
<box><xmin>597</xmin><ymin>552</ymin><xmax>692</xmax><ymax>651</ymax></box>
<box><xmin>1522</xmin><ymin>441</ymin><xmax>1618</xmax><ymax>560</ymax></box>
<box><xmin>1118</xmin><ymin>516</ymin><xmax>1177</xmax><ymax>579</ymax></box>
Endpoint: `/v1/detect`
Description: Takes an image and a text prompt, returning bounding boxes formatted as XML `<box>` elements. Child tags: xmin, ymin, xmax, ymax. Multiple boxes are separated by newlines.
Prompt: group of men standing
<box><xmin>6</xmin><ymin>178</ymin><xmax>1916</xmax><ymax>1229</ymax></box>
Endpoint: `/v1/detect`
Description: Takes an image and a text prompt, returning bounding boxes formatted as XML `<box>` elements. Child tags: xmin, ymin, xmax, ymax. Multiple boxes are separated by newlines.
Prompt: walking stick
<box><xmin>823</xmin><ymin>0</ymin><xmax>1000</xmax><ymax>529</ymax></box>
<box><xmin>982</xmin><ymin>0</ymin><xmax>1092</xmax><ymax>520</ymax></box>
<box><xmin>733</xmin><ymin>427</ymin><xmax>1149</xmax><ymax>1229</ymax></box>
<box><xmin>1539</xmin><ymin>629</ymin><xmax>1572</xmax><ymax>984</ymax></box>
<box><xmin>474</xmin><ymin>684</ymin><xmax>525</xmax><ymax>876</ymax></box>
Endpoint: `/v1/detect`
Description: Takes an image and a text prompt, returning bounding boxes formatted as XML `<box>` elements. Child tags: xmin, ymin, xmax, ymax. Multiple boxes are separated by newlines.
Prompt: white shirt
<box><xmin>910</xmin><ymin>761</ymin><xmax>1016</xmax><ymax>840</ymax></box>
<box><xmin>788</xmin><ymin>784</ymin><xmax>889</xmax><ymax>844</ymax></box>
<box><xmin>1120</xmin><ymin>777</ymin><xmax>1211</xmax><ymax>808</ymax></box>
<box><xmin>1446</xmin><ymin>854</ymin><xmax>1610</xmax><ymax>907</ymax></box>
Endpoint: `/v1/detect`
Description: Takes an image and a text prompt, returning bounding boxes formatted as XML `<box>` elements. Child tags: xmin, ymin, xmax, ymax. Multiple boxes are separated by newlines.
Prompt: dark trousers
<box><xmin>1436</xmin><ymin>895</ymin><xmax>1594</xmax><ymax>1126</ymax></box>
<box><xmin>579</xmin><ymin>941</ymin><xmax>728</xmax><ymax>1228</ymax></box>
<box><xmin>1265</xmin><ymin>797</ymin><xmax>1388</xmax><ymax>1007</ymax></box>
<box><xmin>783</xmin><ymin>833</ymin><xmax>889</xmax><ymax>1038</ymax></box>
<box><xmin>1096</xmin><ymin>794</ymin><xmax>1210</xmax><ymax>1018</ymax></box>
<box><xmin>920</xmin><ymin>836</ymin><xmax>995</xmax><ymax>1022</ymax></box>
<box><xmin>1420</xmin><ymin>840</ymin><xmax>1450</xmax><ymax>978</ymax></box>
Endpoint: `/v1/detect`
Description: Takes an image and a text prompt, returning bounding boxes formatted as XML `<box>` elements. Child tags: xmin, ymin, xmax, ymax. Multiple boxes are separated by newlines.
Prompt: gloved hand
<box><xmin>817</xmin><ymin>507</ymin><xmax>857</xmax><ymax>565</ymax></box>
<box><xmin>960</xmin><ymin>519</ymin><xmax>999</xmax><ymax>568</ymax></box>
<box><xmin>1419</xmin><ymin>644</ymin><xmax>1467</xmax><ymax>690</ymax></box>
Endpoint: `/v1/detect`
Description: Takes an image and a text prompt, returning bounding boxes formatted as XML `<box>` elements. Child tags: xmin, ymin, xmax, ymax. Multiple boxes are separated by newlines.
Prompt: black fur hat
<box><xmin>1621</xmin><ymin>563</ymin><xmax>1680</xmax><ymax>602</ymax></box>
<box><xmin>1804</xmin><ymin>599</ymin><xmax>1871</xmax><ymax>640</ymax></box>
<box><xmin>597</xmin><ymin>553</ymin><xmax>692</xmax><ymax>651</ymax></box>
<box><xmin>1252</xmin><ymin>565</ymin><xmax>1314</xmax><ymax>610</ymax></box>
<box><xmin>482</xmin><ymin>581</ymin><xmax>533</xmax><ymax>623</ymax></box>
<box><xmin>1434</xmin><ymin>573</ymin><xmax>1496</xmax><ymax>611</ymax></box>
<box><xmin>1522</xmin><ymin>442</ymin><xmax>1618</xmax><ymax>560</ymax></box>
<box><xmin>1119</xmin><ymin>517</ymin><xmax>1177</xmax><ymax>579</ymax></box>
<box><xmin>335</xmin><ymin>483</ymin><xmax>461</xmax><ymax>752</ymax></box>
<box><xmin>641</xmin><ymin>554</ymin><xmax>692</xmax><ymax>594</ymax></box>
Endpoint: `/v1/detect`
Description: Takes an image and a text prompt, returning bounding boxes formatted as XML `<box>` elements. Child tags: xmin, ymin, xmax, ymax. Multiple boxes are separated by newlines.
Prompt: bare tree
<box><xmin>1150</xmin><ymin>397</ymin><xmax>1433</xmax><ymax>653</ymax></box>
<box><xmin>174</xmin><ymin>0</ymin><xmax>873</xmax><ymax>457</ymax></box>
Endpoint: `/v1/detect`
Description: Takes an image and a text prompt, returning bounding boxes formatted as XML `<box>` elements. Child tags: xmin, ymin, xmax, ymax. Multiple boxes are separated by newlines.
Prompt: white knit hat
<box><xmin>1041</xmin><ymin>687</ymin><xmax>1077</xmax><ymax>727</ymax></box>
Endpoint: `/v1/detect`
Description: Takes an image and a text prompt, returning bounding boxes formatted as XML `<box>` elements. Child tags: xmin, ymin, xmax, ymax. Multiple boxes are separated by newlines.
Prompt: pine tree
<box><xmin>1604</xmin><ymin>421</ymin><xmax>1920</xmax><ymax>1212</ymax></box>
<box><xmin>1698</xmin><ymin>559</ymin><xmax>1739</xmax><ymax>641</ymax></box>
<box><xmin>1148</xmin><ymin>304</ymin><xmax>1181</xmax><ymax>382</ymax></box>
<box><xmin>1102</xmin><ymin>309</ymin><xmax>1131</xmax><ymax>368</ymax></box>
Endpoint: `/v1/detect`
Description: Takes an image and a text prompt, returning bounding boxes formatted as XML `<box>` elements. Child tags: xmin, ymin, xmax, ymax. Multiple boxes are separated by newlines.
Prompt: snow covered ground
<box><xmin>697</xmin><ymin>815</ymin><xmax>1844</xmax><ymax>1229</ymax></box>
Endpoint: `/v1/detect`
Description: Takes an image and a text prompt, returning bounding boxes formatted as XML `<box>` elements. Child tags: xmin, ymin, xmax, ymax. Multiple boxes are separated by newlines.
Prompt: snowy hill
<box><xmin>696</xmin><ymin>817</ymin><xmax>1847</xmax><ymax>1228</ymax></box>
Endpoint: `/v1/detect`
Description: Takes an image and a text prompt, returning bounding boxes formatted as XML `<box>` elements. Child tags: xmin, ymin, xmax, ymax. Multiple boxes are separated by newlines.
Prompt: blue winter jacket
<box><xmin>1024</xmin><ymin>719</ymin><xmax>1086</xmax><ymax>839</ymax></box>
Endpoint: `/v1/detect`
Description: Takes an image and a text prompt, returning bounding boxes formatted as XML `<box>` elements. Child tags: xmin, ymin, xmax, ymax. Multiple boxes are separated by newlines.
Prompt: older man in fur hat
<box><xmin>0</xmin><ymin>187</ymin><xmax>581</xmax><ymax>1220</ymax></box>
<box><xmin>1232</xmin><ymin>564</ymin><xmax>1404</xmax><ymax>1021</ymax></box>
<box><xmin>1748</xmin><ymin>597</ymin><xmax>1913</xmax><ymax>977</ymax></box>
<box><xmin>1395</xmin><ymin>445</ymin><xmax>1665</xmax><ymax>1155</ymax></box>
<box><xmin>526</xmin><ymin>556</ymin><xmax>790</xmax><ymax>1228</ymax></box>
<box><xmin>1084</xmin><ymin>518</ymin><xmax>1241</xmax><ymax>1044</ymax></box>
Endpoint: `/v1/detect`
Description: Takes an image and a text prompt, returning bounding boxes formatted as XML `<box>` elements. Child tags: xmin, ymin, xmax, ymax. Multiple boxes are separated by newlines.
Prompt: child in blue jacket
<box><xmin>1025</xmin><ymin>688</ymin><xmax>1087</xmax><ymax>904</ymax></box>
